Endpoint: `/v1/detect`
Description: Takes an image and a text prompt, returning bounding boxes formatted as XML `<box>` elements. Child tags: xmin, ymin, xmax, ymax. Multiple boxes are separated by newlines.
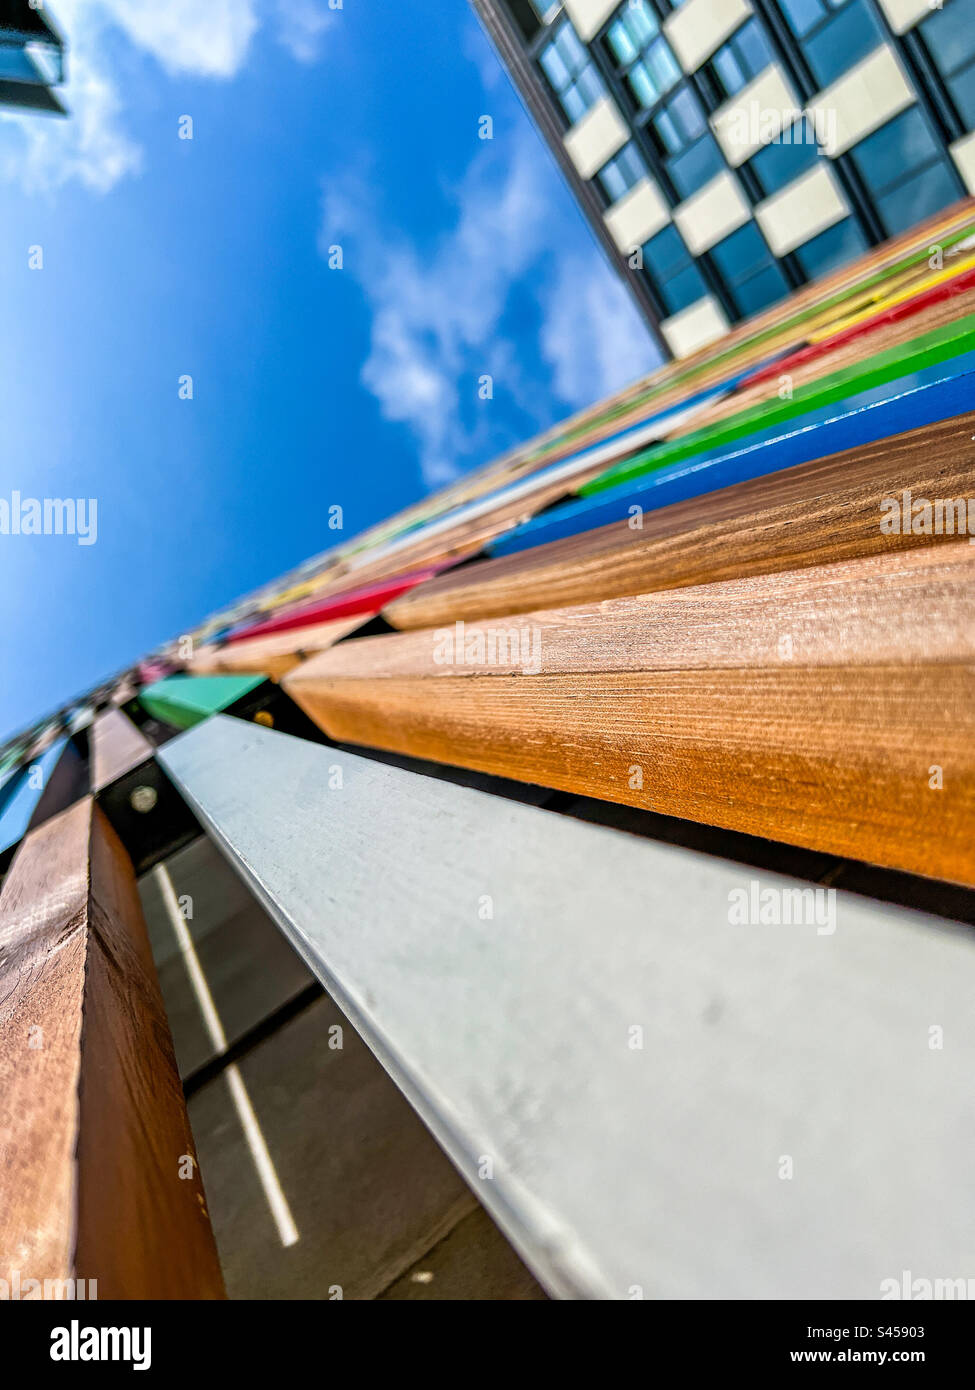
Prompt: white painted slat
<box><xmin>159</xmin><ymin>716</ymin><xmax>975</xmax><ymax>1301</ymax></box>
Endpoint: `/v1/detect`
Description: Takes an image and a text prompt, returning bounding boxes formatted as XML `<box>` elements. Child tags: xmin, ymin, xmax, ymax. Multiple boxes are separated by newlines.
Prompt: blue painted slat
<box><xmin>0</xmin><ymin>737</ymin><xmax>69</xmax><ymax>855</ymax></box>
<box><xmin>487</xmin><ymin>352</ymin><xmax>975</xmax><ymax>559</ymax></box>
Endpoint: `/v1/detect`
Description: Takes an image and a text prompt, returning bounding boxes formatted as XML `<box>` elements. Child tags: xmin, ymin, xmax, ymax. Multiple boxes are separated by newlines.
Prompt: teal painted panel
<box><xmin>139</xmin><ymin>674</ymin><xmax>266</xmax><ymax>731</ymax></box>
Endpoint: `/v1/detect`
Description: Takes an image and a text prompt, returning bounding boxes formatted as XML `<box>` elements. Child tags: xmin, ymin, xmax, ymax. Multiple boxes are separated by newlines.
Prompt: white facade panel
<box><xmin>563</xmin><ymin>95</ymin><xmax>628</xmax><ymax>180</ymax></box>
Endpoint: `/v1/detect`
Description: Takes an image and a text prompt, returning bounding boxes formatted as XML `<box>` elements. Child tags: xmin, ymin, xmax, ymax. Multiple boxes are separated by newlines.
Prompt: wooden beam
<box><xmin>0</xmin><ymin>798</ymin><xmax>224</xmax><ymax>1297</ymax></box>
<box><xmin>384</xmin><ymin>407</ymin><xmax>975</xmax><ymax>629</ymax></box>
<box><xmin>288</xmin><ymin>544</ymin><xmax>975</xmax><ymax>885</ymax></box>
<box><xmin>486</xmin><ymin>362</ymin><xmax>975</xmax><ymax>559</ymax></box>
<box><xmin>185</xmin><ymin>615</ymin><xmax>370</xmax><ymax>681</ymax></box>
<box><xmin>90</xmin><ymin>708</ymin><xmax>154</xmax><ymax>794</ymax></box>
<box><xmin>158</xmin><ymin>716</ymin><xmax>975</xmax><ymax>1299</ymax></box>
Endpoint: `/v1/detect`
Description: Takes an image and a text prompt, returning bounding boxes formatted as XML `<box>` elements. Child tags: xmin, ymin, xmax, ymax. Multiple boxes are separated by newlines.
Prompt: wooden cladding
<box><xmin>0</xmin><ymin>799</ymin><xmax>224</xmax><ymax>1298</ymax></box>
<box><xmin>384</xmin><ymin>409</ymin><xmax>975</xmax><ymax>630</ymax></box>
<box><xmin>286</xmin><ymin>544</ymin><xmax>975</xmax><ymax>885</ymax></box>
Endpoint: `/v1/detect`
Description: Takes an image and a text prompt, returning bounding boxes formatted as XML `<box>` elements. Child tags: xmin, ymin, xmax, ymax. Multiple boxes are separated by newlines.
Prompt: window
<box><xmin>539</xmin><ymin>22</ymin><xmax>606</xmax><ymax>123</ymax></box>
<box><xmin>849</xmin><ymin>107</ymin><xmax>961</xmax><ymax>236</ymax></box>
<box><xmin>603</xmin><ymin>0</ymin><xmax>681</xmax><ymax>111</ymax></box>
<box><xmin>510</xmin><ymin>0</ymin><xmax>561</xmax><ymax>41</ymax></box>
<box><xmin>709</xmin><ymin>222</ymin><xmax>790</xmax><ymax>317</ymax></box>
<box><xmin>793</xmin><ymin>216</ymin><xmax>867</xmax><ymax>279</ymax></box>
<box><xmin>777</xmin><ymin>0</ymin><xmax>884</xmax><ymax>89</ymax></box>
<box><xmin>597</xmin><ymin>142</ymin><xmax>648</xmax><ymax>203</ymax></box>
<box><xmin>699</xmin><ymin>18</ymin><xmax>775</xmax><ymax>105</ymax></box>
<box><xmin>647</xmin><ymin>86</ymin><xmax>726</xmax><ymax>198</ymax></box>
<box><xmin>919</xmin><ymin>0</ymin><xmax>975</xmax><ymax>131</ymax></box>
<box><xmin>746</xmin><ymin>118</ymin><xmax>820</xmax><ymax>196</ymax></box>
<box><xmin>641</xmin><ymin>223</ymin><xmax>709</xmax><ymax>315</ymax></box>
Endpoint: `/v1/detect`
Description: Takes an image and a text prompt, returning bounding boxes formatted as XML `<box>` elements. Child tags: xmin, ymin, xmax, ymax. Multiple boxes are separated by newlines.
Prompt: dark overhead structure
<box><xmin>0</xmin><ymin>0</ymin><xmax>66</xmax><ymax>114</ymax></box>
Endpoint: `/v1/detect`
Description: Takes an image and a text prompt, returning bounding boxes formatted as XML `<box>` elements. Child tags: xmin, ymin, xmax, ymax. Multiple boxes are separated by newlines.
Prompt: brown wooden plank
<box><xmin>285</xmin><ymin>544</ymin><xmax>975</xmax><ymax>885</ymax></box>
<box><xmin>384</xmin><ymin>408</ymin><xmax>975</xmax><ymax>630</ymax></box>
<box><xmin>184</xmin><ymin>615</ymin><xmax>369</xmax><ymax>681</ymax></box>
<box><xmin>90</xmin><ymin>707</ymin><xmax>154</xmax><ymax>793</ymax></box>
<box><xmin>0</xmin><ymin>798</ymin><xmax>225</xmax><ymax>1298</ymax></box>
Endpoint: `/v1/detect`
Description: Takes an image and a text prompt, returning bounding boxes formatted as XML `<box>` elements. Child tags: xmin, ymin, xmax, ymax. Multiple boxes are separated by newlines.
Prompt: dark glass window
<box><xmin>746</xmin><ymin>118</ymin><xmax>821</xmax><ymax>196</ymax></box>
<box><xmin>648</xmin><ymin>87</ymin><xmax>726</xmax><ymax>198</ymax></box>
<box><xmin>700</xmin><ymin>18</ymin><xmax>775</xmax><ymax>104</ymax></box>
<box><xmin>602</xmin><ymin>0</ymin><xmax>681</xmax><ymax>111</ymax></box>
<box><xmin>641</xmin><ymin>224</ymin><xmax>709</xmax><ymax>315</ymax></box>
<box><xmin>539</xmin><ymin>22</ymin><xmax>606</xmax><ymax>124</ymax></box>
<box><xmin>778</xmin><ymin>0</ymin><xmax>829</xmax><ymax>37</ymax></box>
<box><xmin>793</xmin><ymin>216</ymin><xmax>868</xmax><ymax>278</ymax></box>
<box><xmin>597</xmin><ymin>142</ymin><xmax>649</xmax><ymax>203</ymax></box>
<box><xmin>710</xmin><ymin>222</ymin><xmax>790</xmax><ymax>317</ymax></box>
<box><xmin>919</xmin><ymin>0</ymin><xmax>975</xmax><ymax>131</ymax></box>
<box><xmin>849</xmin><ymin>107</ymin><xmax>961</xmax><ymax>236</ymax></box>
<box><xmin>776</xmin><ymin>0</ymin><xmax>884</xmax><ymax>88</ymax></box>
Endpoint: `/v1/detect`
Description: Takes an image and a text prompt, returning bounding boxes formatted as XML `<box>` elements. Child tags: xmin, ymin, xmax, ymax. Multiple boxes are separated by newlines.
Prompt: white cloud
<box><xmin>321</xmin><ymin>136</ymin><xmax>557</xmax><ymax>486</ymax></box>
<box><xmin>0</xmin><ymin>33</ymin><xmax>141</xmax><ymax>195</ymax></box>
<box><xmin>0</xmin><ymin>0</ymin><xmax>311</xmax><ymax>195</ymax></box>
<box><xmin>275</xmin><ymin>0</ymin><xmax>333</xmax><ymax>64</ymax></box>
<box><xmin>462</xmin><ymin>16</ymin><xmax>503</xmax><ymax>93</ymax></box>
<box><xmin>539</xmin><ymin>252</ymin><xmax>660</xmax><ymax>409</ymax></box>
<box><xmin>321</xmin><ymin>134</ymin><xmax>660</xmax><ymax>488</ymax></box>
<box><xmin>96</xmin><ymin>0</ymin><xmax>260</xmax><ymax>79</ymax></box>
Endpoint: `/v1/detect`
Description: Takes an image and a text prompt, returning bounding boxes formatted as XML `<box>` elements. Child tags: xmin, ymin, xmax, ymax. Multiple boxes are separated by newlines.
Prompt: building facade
<box><xmin>473</xmin><ymin>0</ymin><xmax>975</xmax><ymax>356</ymax></box>
<box><xmin>0</xmin><ymin>0</ymin><xmax>66</xmax><ymax>115</ymax></box>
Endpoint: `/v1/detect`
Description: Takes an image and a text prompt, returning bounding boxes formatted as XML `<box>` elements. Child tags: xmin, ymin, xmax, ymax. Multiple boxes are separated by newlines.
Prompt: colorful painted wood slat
<box><xmin>384</xmin><ymin>407</ymin><xmax>975</xmax><ymax>630</ymax></box>
<box><xmin>317</xmin><ymin>216</ymin><xmax>973</xmax><ymax>575</ymax></box>
<box><xmin>676</xmin><ymin>282</ymin><xmax>975</xmax><ymax>441</ymax></box>
<box><xmin>225</xmin><ymin>566</ymin><xmax>449</xmax><ymax>644</ymax></box>
<box><xmin>472</xmin><ymin>213</ymin><xmax>975</xmax><ymax>482</ymax></box>
<box><xmin>285</xmin><ymin>544</ymin><xmax>975</xmax><ymax>886</ymax></box>
<box><xmin>139</xmin><ymin>674</ymin><xmax>267</xmax><ymax>730</ymax></box>
<box><xmin>0</xmin><ymin>798</ymin><xmax>225</xmax><ymax>1298</ymax></box>
<box><xmin>584</xmin><ymin>314</ymin><xmax>975</xmax><ymax>497</ymax></box>
<box><xmin>742</xmin><ymin>264</ymin><xmax>975</xmax><ymax>389</ymax></box>
<box><xmin>486</xmin><ymin>355</ymin><xmax>975</xmax><ymax>558</ymax></box>
<box><xmin>0</xmin><ymin>737</ymin><xmax>70</xmax><ymax>858</ymax></box>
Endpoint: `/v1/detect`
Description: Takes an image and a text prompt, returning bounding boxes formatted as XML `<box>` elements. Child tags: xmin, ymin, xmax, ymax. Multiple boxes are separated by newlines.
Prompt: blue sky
<box><xmin>0</xmin><ymin>0</ymin><xmax>658</xmax><ymax>742</ymax></box>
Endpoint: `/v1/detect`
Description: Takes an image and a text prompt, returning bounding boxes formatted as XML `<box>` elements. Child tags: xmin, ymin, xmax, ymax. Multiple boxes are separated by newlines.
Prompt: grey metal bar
<box><xmin>160</xmin><ymin>716</ymin><xmax>975</xmax><ymax>1300</ymax></box>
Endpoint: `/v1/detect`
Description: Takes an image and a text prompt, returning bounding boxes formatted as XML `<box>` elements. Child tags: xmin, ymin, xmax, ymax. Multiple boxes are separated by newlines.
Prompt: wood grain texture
<box><xmin>0</xmin><ymin>799</ymin><xmax>224</xmax><ymax>1298</ymax></box>
<box><xmin>384</xmin><ymin>408</ymin><xmax>975</xmax><ymax>629</ymax></box>
<box><xmin>315</xmin><ymin>544</ymin><xmax>975</xmax><ymax>678</ymax></box>
<box><xmin>284</xmin><ymin>236</ymin><xmax>975</xmax><ymax>590</ymax></box>
<box><xmin>90</xmin><ymin>708</ymin><xmax>153</xmax><ymax>792</ymax></box>
<box><xmin>184</xmin><ymin>615</ymin><xmax>368</xmax><ymax>681</ymax></box>
<box><xmin>287</xmin><ymin>545</ymin><xmax>975</xmax><ymax>884</ymax></box>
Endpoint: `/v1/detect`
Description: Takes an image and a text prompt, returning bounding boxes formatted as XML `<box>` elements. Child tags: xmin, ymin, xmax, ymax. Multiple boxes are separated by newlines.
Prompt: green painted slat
<box><xmin>581</xmin><ymin>311</ymin><xmax>975</xmax><ymax>497</ymax></box>
<box><xmin>139</xmin><ymin>674</ymin><xmax>266</xmax><ymax>730</ymax></box>
<box><xmin>523</xmin><ymin>220</ymin><xmax>975</xmax><ymax>462</ymax></box>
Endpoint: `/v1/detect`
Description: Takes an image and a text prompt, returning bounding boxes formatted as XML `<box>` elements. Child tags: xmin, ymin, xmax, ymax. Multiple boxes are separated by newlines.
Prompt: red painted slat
<box><xmin>225</xmin><ymin>565</ymin><xmax>448</xmax><ymax>643</ymax></box>
<box><xmin>741</xmin><ymin>263</ymin><xmax>975</xmax><ymax>389</ymax></box>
